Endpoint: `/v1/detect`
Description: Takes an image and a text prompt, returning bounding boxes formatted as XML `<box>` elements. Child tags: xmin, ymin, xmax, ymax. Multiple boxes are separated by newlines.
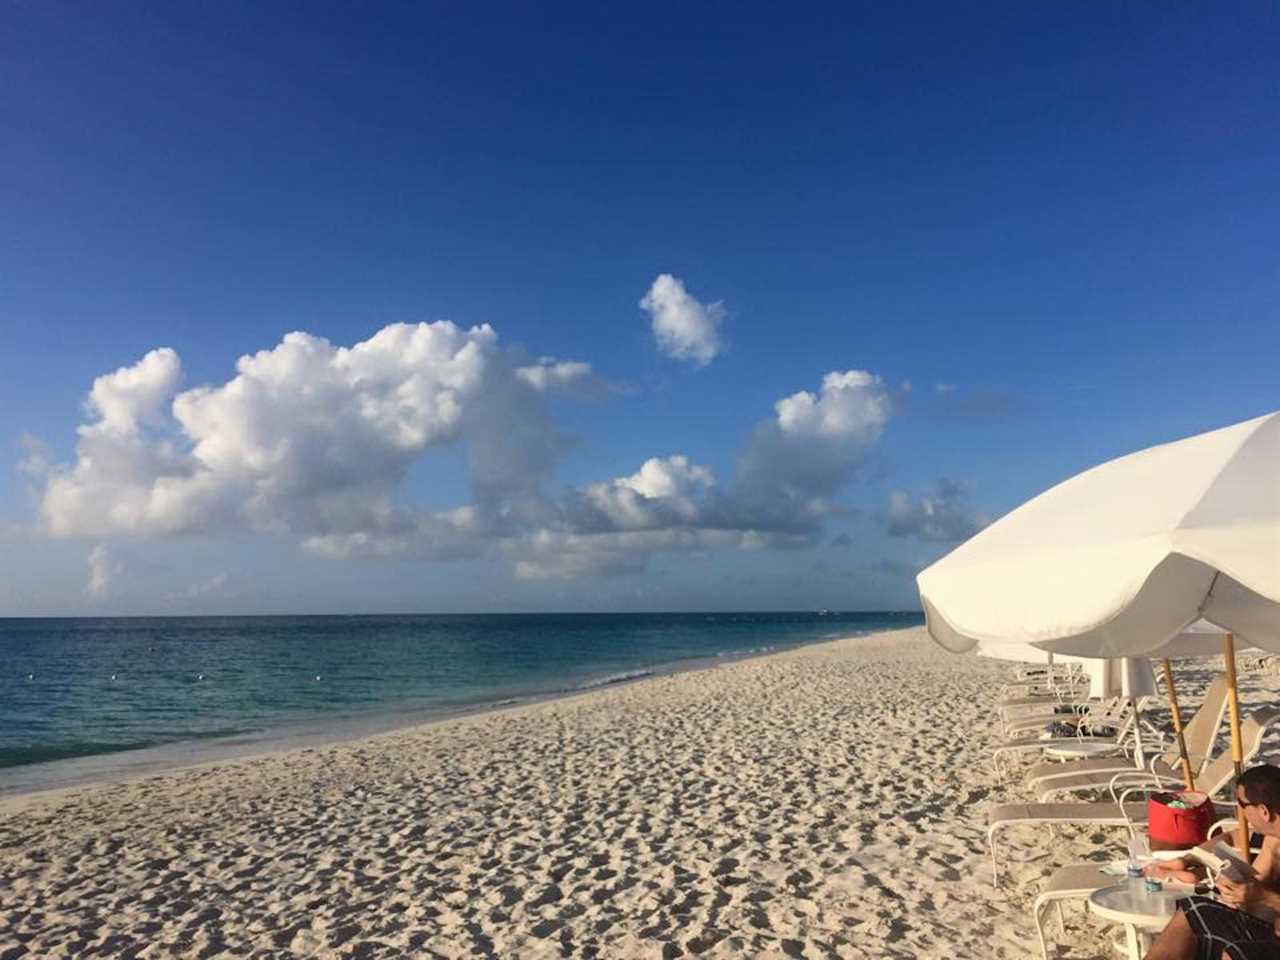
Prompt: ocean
<box><xmin>0</xmin><ymin>611</ymin><xmax>920</xmax><ymax>794</ymax></box>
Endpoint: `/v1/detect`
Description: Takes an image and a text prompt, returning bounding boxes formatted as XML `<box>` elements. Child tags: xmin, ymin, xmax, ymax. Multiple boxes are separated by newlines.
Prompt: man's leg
<box><xmin>1145</xmin><ymin>909</ymin><xmax>1198</xmax><ymax>960</ymax></box>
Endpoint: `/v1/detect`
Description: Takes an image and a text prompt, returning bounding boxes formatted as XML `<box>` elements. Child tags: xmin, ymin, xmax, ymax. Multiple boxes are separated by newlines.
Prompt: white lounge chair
<box><xmin>984</xmin><ymin>707</ymin><xmax>1280</xmax><ymax>886</ymax></box>
<box><xmin>1001</xmin><ymin>695</ymin><xmax>1129</xmax><ymax>737</ymax></box>
<box><xmin>1027</xmin><ymin>675</ymin><xmax>1230</xmax><ymax>798</ymax></box>
<box><xmin>997</xmin><ymin>691</ymin><xmax>1157</xmax><ymax>738</ymax></box>
<box><xmin>1032</xmin><ymin>862</ymin><xmax>1125</xmax><ymax>960</ymax></box>
<box><xmin>991</xmin><ymin>700</ymin><xmax>1135</xmax><ymax>781</ymax></box>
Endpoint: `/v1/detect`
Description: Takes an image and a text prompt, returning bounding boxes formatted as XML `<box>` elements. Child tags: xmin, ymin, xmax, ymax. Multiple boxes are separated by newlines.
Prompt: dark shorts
<box><xmin>1178</xmin><ymin>896</ymin><xmax>1280</xmax><ymax>960</ymax></box>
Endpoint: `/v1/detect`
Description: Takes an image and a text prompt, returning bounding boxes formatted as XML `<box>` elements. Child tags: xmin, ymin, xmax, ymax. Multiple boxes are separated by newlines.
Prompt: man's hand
<box><xmin>1145</xmin><ymin>858</ymin><xmax>1200</xmax><ymax>885</ymax></box>
<box><xmin>1216</xmin><ymin>874</ymin><xmax>1265</xmax><ymax>911</ymax></box>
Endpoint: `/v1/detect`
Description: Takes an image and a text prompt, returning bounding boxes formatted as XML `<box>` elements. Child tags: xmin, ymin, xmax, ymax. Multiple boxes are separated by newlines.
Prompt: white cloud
<box><xmin>934</xmin><ymin>382</ymin><xmax>956</xmax><ymax>394</ymax></box>
<box><xmin>85</xmin><ymin>348</ymin><xmax>183</xmax><ymax>437</ymax></box>
<box><xmin>300</xmin><ymin>505</ymin><xmax>484</xmax><ymax>560</ymax></box>
<box><xmin>515</xmin><ymin>357</ymin><xmax>594</xmax><ymax>392</ymax></box>
<box><xmin>732</xmin><ymin>370</ymin><xmax>893</xmax><ymax>531</ymax></box>
<box><xmin>510</xmin><ymin>528</ymin><xmax>720</xmax><ymax>581</ymax></box>
<box><xmin>887</xmin><ymin>478</ymin><xmax>988</xmax><ymax>543</ymax></box>
<box><xmin>639</xmin><ymin>274</ymin><xmax>725</xmax><ymax>366</ymax></box>
<box><xmin>617</xmin><ymin>456</ymin><xmax>713</xmax><ymax>500</ymax></box>
<box><xmin>774</xmin><ymin>370</ymin><xmax>892</xmax><ymax>442</ymax></box>
<box><xmin>31</xmin><ymin>322</ymin><xmax>901</xmax><ymax>582</ymax></box>
<box><xmin>39</xmin><ymin>323</ymin><xmax>500</xmax><ymax>539</ymax></box>
<box><xmin>540</xmin><ymin>369</ymin><xmax>893</xmax><ymax>576</ymax></box>
<box><xmin>582</xmin><ymin>455</ymin><xmax>714</xmax><ymax>530</ymax></box>
<box><xmin>86</xmin><ymin>544</ymin><xmax>118</xmax><ymax>599</ymax></box>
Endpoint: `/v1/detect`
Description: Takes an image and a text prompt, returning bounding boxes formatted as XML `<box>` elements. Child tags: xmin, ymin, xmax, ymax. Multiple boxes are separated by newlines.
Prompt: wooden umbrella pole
<box><xmin>1161</xmin><ymin>659</ymin><xmax>1195</xmax><ymax>790</ymax></box>
<box><xmin>1224</xmin><ymin>633</ymin><xmax>1250</xmax><ymax>860</ymax></box>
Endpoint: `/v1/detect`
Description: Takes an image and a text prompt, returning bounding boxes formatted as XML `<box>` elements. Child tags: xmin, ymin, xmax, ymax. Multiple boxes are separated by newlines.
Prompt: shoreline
<box><xmin>0</xmin><ymin>626</ymin><xmax>885</xmax><ymax>807</ymax></box>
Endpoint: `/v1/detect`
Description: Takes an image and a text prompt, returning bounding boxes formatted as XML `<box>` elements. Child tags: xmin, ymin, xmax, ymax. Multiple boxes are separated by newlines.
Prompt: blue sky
<box><xmin>1</xmin><ymin>3</ymin><xmax>1276</xmax><ymax>615</ymax></box>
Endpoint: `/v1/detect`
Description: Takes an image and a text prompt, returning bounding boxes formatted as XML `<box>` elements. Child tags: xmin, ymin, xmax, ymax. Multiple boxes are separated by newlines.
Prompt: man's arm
<box><xmin>1216</xmin><ymin>836</ymin><xmax>1280</xmax><ymax>914</ymax></box>
<box><xmin>1146</xmin><ymin>830</ymin><xmax>1243</xmax><ymax>881</ymax></box>
<box><xmin>1252</xmin><ymin>833</ymin><xmax>1280</xmax><ymax>889</ymax></box>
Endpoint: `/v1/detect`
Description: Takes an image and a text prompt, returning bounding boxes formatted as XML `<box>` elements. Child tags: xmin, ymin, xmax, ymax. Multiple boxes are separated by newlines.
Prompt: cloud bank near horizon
<box><xmin>22</xmin><ymin>319</ymin><xmax>960</xmax><ymax>581</ymax></box>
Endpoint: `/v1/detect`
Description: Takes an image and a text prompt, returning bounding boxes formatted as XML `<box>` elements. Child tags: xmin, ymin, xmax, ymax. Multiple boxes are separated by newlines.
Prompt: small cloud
<box><xmin>86</xmin><ymin>544</ymin><xmax>119</xmax><ymax>599</ymax></box>
<box><xmin>900</xmin><ymin>380</ymin><xmax>912</xmax><ymax>394</ymax></box>
<box><xmin>639</xmin><ymin>274</ymin><xmax>725</xmax><ymax>367</ymax></box>
<box><xmin>887</xmin><ymin>478</ymin><xmax>988</xmax><ymax>543</ymax></box>
<box><xmin>581</xmin><ymin>455</ymin><xmax>715</xmax><ymax>530</ymax></box>
<box><xmin>934</xmin><ymin>382</ymin><xmax>956</xmax><ymax>394</ymax></box>
<box><xmin>515</xmin><ymin>357</ymin><xmax>596</xmax><ymax>393</ymax></box>
<box><xmin>773</xmin><ymin>371</ymin><xmax>889</xmax><ymax>441</ymax></box>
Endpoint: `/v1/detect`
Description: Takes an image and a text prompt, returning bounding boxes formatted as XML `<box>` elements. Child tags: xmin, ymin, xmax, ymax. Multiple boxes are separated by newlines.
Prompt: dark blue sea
<box><xmin>0</xmin><ymin>611</ymin><xmax>920</xmax><ymax>793</ymax></box>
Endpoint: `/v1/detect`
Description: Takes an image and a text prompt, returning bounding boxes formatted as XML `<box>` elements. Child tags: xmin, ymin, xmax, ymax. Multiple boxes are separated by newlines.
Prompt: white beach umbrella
<box><xmin>918</xmin><ymin>411</ymin><xmax>1280</xmax><ymax>853</ymax></box>
<box><xmin>918</xmin><ymin>410</ymin><xmax>1280</xmax><ymax>659</ymax></box>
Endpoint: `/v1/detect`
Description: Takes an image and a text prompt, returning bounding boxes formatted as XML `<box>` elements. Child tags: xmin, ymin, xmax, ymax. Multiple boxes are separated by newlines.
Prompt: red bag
<box><xmin>1147</xmin><ymin>790</ymin><xmax>1214</xmax><ymax>849</ymax></box>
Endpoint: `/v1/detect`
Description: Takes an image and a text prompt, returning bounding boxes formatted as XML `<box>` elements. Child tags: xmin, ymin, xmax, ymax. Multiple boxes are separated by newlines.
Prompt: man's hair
<box><xmin>1237</xmin><ymin>764</ymin><xmax>1280</xmax><ymax>811</ymax></box>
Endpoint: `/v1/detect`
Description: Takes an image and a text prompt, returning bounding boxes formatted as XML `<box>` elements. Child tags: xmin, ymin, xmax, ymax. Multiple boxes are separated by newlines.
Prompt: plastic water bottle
<box><xmin>1126</xmin><ymin>834</ymin><xmax>1149</xmax><ymax>878</ymax></box>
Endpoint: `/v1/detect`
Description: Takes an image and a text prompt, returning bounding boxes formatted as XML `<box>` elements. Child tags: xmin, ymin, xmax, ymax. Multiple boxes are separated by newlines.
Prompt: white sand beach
<box><xmin>2</xmin><ymin>626</ymin><xmax>1276</xmax><ymax>959</ymax></box>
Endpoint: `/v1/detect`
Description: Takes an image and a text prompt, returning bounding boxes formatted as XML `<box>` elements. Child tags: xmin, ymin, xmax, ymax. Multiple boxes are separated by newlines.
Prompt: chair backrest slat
<box><xmin>1196</xmin><ymin>708</ymin><xmax>1280</xmax><ymax>797</ymax></box>
<box><xmin>1160</xmin><ymin>675</ymin><xmax>1231</xmax><ymax>773</ymax></box>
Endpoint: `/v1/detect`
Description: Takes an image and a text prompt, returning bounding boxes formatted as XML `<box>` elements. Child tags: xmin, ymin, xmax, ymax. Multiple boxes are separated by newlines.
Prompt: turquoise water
<box><xmin>0</xmin><ymin>612</ymin><xmax>919</xmax><ymax>775</ymax></box>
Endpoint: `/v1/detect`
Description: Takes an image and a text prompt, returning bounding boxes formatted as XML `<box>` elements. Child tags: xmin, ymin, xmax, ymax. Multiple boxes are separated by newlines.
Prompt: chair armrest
<box><xmin>1109</xmin><ymin>770</ymin><xmax>1181</xmax><ymax>803</ymax></box>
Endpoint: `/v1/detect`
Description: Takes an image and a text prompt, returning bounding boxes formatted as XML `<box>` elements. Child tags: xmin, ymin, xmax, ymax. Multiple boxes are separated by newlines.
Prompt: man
<box><xmin>1145</xmin><ymin>763</ymin><xmax>1280</xmax><ymax>960</ymax></box>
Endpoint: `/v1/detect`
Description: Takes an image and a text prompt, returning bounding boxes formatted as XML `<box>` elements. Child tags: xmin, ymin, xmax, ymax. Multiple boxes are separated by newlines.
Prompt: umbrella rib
<box><xmin>1196</xmin><ymin>571</ymin><xmax>1222</xmax><ymax>617</ymax></box>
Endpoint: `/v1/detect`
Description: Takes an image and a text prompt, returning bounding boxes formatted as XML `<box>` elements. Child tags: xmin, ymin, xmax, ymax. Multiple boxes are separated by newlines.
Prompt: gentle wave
<box><xmin>0</xmin><ymin>725</ymin><xmax>251</xmax><ymax>769</ymax></box>
<box><xmin>576</xmin><ymin>669</ymin><xmax>656</xmax><ymax>689</ymax></box>
<box><xmin>716</xmin><ymin>644</ymin><xmax>777</xmax><ymax>658</ymax></box>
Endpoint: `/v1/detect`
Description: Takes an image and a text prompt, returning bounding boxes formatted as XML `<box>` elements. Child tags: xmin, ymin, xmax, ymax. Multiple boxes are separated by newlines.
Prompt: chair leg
<box><xmin>1033</xmin><ymin>898</ymin><xmax>1051</xmax><ymax>960</ymax></box>
<box><xmin>988</xmin><ymin>826</ymin><xmax>1001</xmax><ymax>888</ymax></box>
<box><xmin>1056</xmin><ymin>901</ymin><xmax>1065</xmax><ymax>934</ymax></box>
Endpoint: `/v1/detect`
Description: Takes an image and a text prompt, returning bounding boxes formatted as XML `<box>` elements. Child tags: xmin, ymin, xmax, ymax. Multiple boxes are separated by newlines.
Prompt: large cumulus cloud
<box><xmin>32</xmin><ymin>322</ymin><xmax>907</xmax><ymax>579</ymax></box>
<box><xmin>38</xmin><ymin>323</ymin><xmax>551</xmax><ymax>543</ymax></box>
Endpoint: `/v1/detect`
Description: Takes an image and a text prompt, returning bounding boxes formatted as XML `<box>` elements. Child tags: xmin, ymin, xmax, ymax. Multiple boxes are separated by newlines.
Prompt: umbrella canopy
<box><xmin>919</xmin><ymin>411</ymin><xmax>1280</xmax><ymax>658</ymax></box>
<box><xmin>974</xmin><ymin>638</ymin><xmax>1079</xmax><ymax>665</ymax></box>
